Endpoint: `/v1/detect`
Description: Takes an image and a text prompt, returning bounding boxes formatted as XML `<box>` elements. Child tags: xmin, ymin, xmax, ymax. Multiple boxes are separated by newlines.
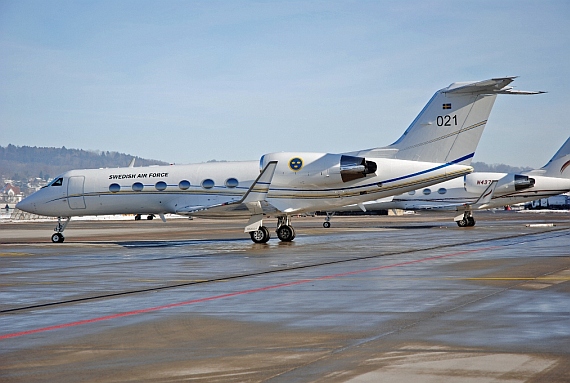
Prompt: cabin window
<box><xmin>225</xmin><ymin>178</ymin><xmax>239</xmax><ymax>188</ymax></box>
<box><xmin>179</xmin><ymin>180</ymin><xmax>190</xmax><ymax>190</ymax></box>
<box><xmin>132</xmin><ymin>182</ymin><xmax>144</xmax><ymax>192</ymax></box>
<box><xmin>109</xmin><ymin>183</ymin><xmax>120</xmax><ymax>193</ymax></box>
<box><xmin>155</xmin><ymin>181</ymin><xmax>167</xmax><ymax>191</ymax></box>
<box><xmin>438</xmin><ymin>188</ymin><xmax>447</xmax><ymax>195</ymax></box>
<box><xmin>201</xmin><ymin>179</ymin><xmax>215</xmax><ymax>189</ymax></box>
<box><xmin>423</xmin><ymin>188</ymin><xmax>431</xmax><ymax>195</ymax></box>
<box><xmin>408</xmin><ymin>190</ymin><xmax>416</xmax><ymax>195</ymax></box>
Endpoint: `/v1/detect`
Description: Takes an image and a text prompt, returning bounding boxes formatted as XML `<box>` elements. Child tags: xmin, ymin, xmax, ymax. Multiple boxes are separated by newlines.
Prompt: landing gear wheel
<box><xmin>457</xmin><ymin>218</ymin><xmax>468</xmax><ymax>227</ymax></box>
<box><xmin>134</xmin><ymin>214</ymin><xmax>141</xmax><ymax>220</ymax></box>
<box><xmin>276</xmin><ymin>225</ymin><xmax>296</xmax><ymax>242</ymax></box>
<box><xmin>250</xmin><ymin>226</ymin><xmax>270</xmax><ymax>244</ymax></box>
<box><xmin>323</xmin><ymin>221</ymin><xmax>331</xmax><ymax>228</ymax></box>
<box><xmin>147</xmin><ymin>215</ymin><xmax>154</xmax><ymax>220</ymax></box>
<box><xmin>467</xmin><ymin>217</ymin><xmax>475</xmax><ymax>226</ymax></box>
<box><xmin>51</xmin><ymin>233</ymin><xmax>65</xmax><ymax>243</ymax></box>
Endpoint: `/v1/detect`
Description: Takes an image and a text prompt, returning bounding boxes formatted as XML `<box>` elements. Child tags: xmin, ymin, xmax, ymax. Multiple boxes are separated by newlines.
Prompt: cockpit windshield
<box><xmin>43</xmin><ymin>177</ymin><xmax>63</xmax><ymax>188</ymax></box>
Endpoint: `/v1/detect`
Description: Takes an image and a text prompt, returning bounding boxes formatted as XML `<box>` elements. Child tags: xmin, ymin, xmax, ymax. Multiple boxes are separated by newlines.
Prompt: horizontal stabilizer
<box><xmin>444</xmin><ymin>77</ymin><xmax>545</xmax><ymax>95</ymax></box>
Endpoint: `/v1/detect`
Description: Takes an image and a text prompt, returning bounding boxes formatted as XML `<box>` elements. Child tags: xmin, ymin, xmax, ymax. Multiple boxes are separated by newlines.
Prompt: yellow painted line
<box><xmin>0</xmin><ymin>252</ymin><xmax>33</xmax><ymax>257</ymax></box>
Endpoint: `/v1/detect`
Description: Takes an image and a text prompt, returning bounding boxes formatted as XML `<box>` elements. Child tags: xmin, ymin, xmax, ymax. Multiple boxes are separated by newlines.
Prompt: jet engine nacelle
<box><xmin>464</xmin><ymin>172</ymin><xmax>535</xmax><ymax>194</ymax></box>
<box><xmin>495</xmin><ymin>173</ymin><xmax>535</xmax><ymax>193</ymax></box>
<box><xmin>339</xmin><ymin>155</ymin><xmax>378</xmax><ymax>182</ymax></box>
<box><xmin>260</xmin><ymin>152</ymin><xmax>378</xmax><ymax>187</ymax></box>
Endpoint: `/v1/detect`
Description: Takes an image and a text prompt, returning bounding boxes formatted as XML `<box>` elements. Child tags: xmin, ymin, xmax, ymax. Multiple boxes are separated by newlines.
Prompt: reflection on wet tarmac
<box><xmin>1</xmin><ymin>213</ymin><xmax>569</xmax><ymax>382</ymax></box>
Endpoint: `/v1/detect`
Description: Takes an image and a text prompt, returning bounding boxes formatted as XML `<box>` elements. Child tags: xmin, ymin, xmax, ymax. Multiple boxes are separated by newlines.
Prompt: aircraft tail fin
<box><xmin>386</xmin><ymin>77</ymin><xmax>544</xmax><ymax>165</ymax></box>
<box><xmin>530</xmin><ymin>137</ymin><xmax>570</xmax><ymax>178</ymax></box>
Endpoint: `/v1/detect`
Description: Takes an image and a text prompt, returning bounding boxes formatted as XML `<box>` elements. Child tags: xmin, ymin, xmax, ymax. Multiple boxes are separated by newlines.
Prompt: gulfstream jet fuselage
<box><xmin>16</xmin><ymin>77</ymin><xmax>543</xmax><ymax>243</ymax></box>
<box><xmin>19</xmin><ymin>156</ymin><xmax>472</xmax><ymax>218</ymax></box>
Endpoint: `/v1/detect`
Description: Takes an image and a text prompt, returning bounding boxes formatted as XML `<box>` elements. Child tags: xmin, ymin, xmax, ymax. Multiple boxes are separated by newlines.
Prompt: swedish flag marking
<box><xmin>289</xmin><ymin>157</ymin><xmax>303</xmax><ymax>171</ymax></box>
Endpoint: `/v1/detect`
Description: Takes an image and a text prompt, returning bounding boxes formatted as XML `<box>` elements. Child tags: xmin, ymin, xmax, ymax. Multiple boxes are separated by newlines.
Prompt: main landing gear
<box><xmin>51</xmin><ymin>217</ymin><xmax>70</xmax><ymax>243</ymax></box>
<box><xmin>276</xmin><ymin>216</ymin><xmax>296</xmax><ymax>242</ymax></box>
<box><xmin>322</xmin><ymin>212</ymin><xmax>334</xmax><ymax>228</ymax></box>
<box><xmin>134</xmin><ymin>214</ymin><xmax>155</xmax><ymax>220</ymax></box>
<box><xmin>456</xmin><ymin>212</ymin><xmax>476</xmax><ymax>227</ymax></box>
<box><xmin>250</xmin><ymin>226</ymin><xmax>271</xmax><ymax>243</ymax></box>
<box><xmin>248</xmin><ymin>216</ymin><xmax>296</xmax><ymax>244</ymax></box>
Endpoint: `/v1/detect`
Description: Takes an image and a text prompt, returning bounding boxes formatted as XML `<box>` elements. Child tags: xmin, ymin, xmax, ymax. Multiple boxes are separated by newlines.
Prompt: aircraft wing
<box><xmin>176</xmin><ymin>161</ymin><xmax>280</xmax><ymax>219</ymax></box>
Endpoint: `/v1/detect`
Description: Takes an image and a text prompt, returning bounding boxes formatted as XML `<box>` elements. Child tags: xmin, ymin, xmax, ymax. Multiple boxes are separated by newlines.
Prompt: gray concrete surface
<box><xmin>1</xmin><ymin>211</ymin><xmax>569</xmax><ymax>382</ymax></box>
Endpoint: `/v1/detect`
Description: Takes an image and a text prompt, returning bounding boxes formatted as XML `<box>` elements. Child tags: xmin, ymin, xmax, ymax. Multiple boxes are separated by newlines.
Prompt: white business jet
<box><xmin>332</xmin><ymin>136</ymin><xmax>570</xmax><ymax>227</ymax></box>
<box><xmin>16</xmin><ymin>77</ymin><xmax>541</xmax><ymax>243</ymax></box>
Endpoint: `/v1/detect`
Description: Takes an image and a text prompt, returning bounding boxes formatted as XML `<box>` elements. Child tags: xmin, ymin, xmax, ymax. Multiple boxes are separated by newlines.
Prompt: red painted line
<box><xmin>0</xmin><ymin>246</ymin><xmax>498</xmax><ymax>340</ymax></box>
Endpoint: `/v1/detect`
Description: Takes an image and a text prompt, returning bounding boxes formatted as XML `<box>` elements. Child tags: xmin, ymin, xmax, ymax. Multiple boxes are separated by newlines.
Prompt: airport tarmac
<box><xmin>1</xmin><ymin>211</ymin><xmax>569</xmax><ymax>382</ymax></box>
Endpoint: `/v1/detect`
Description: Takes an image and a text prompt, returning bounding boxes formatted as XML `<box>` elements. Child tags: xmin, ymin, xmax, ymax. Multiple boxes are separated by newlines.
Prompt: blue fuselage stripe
<box><xmin>382</xmin><ymin>152</ymin><xmax>474</xmax><ymax>184</ymax></box>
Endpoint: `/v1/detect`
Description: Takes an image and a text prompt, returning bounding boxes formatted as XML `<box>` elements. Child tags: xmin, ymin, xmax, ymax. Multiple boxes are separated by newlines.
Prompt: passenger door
<box><xmin>67</xmin><ymin>176</ymin><xmax>86</xmax><ymax>209</ymax></box>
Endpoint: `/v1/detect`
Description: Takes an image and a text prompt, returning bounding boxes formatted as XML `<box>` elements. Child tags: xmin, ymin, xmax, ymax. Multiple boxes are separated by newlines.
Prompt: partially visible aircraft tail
<box><xmin>527</xmin><ymin>137</ymin><xmax>570</xmax><ymax>178</ymax></box>
<box><xmin>384</xmin><ymin>77</ymin><xmax>544</xmax><ymax>165</ymax></box>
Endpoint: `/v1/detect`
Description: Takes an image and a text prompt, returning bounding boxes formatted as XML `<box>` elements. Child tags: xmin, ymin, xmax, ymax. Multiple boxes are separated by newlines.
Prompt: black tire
<box><xmin>276</xmin><ymin>225</ymin><xmax>296</xmax><ymax>242</ymax></box>
<box><xmin>147</xmin><ymin>215</ymin><xmax>154</xmax><ymax>220</ymax></box>
<box><xmin>467</xmin><ymin>217</ymin><xmax>476</xmax><ymax>226</ymax></box>
<box><xmin>250</xmin><ymin>226</ymin><xmax>270</xmax><ymax>243</ymax></box>
<box><xmin>456</xmin><ymin>218</ymin><xmax>468</xmax><ymax>227</ymax></box>
<box><xmin>323</xmin><ymin>221</ymin><xmax>331</xmax><ymax>228</ymax></box>
<box><xmin>51</xmin><ymin>233</ymin><xmax>64</xmax><ymax>243</ymax></box>
<box><xmin>134</xmin><ymin>214</ymin><xmax>141</xmax><ymax>220</ymax></box>
<box><xmin>289</xmin><ymin>225</ymin><xmax>296</xmax><ymax>240</ymax></box>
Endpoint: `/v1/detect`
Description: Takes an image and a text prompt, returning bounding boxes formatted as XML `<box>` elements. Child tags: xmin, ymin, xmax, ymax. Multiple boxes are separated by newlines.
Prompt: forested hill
<box><xmin>0</xmin><ymin>145</ymin><xmax>168</xmax><ymax>182</ymax></box>
<box><xmin>471</xmin><ymin>161</ymin><xmax>532</xmax><ymax>174</ymax></box>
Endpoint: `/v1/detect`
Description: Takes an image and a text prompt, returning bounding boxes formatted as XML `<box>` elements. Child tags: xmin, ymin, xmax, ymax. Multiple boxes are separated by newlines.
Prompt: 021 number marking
<box><xmin>436</xmin><ymin>115</ymin><xmax>457</xmax><ymax>126</ymax></box>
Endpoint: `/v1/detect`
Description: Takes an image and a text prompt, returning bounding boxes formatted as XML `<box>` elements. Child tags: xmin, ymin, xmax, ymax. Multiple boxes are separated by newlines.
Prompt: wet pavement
<box><xmin>1</xmin><ymin>211</ymin><xmax>569</xmax><ymax>382</ymax></box>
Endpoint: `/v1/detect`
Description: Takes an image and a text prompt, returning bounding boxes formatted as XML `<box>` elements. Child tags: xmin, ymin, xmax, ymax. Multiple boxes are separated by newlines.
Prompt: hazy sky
<box><xmin>1</xmin><ymin>0</ymin><xmax>569</xmax><ymax>168</ymax></box>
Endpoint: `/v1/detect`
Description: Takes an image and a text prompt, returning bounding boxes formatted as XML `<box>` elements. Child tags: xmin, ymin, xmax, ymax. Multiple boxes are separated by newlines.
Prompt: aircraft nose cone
<box><xmin>16</xmin><ymin>198</ymin><xmax>35</xmax><ymax>213</ymax></box>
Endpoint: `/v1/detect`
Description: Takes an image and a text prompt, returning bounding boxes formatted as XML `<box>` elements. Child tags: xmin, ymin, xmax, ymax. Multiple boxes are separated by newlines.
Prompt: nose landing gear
<box><xmin>322</xmin><ymin>212</ymin><xmax>334</xmax><ymax>228</ymax></box>
<box><xmin>51</xmin><ymin>217</ymin><xmax>70</xmax><ymax>243</ymax></box>
<box><xmin>51</xmin><ymin>232</ymin><xmax>64</xmax><ymax>243</ymax></box>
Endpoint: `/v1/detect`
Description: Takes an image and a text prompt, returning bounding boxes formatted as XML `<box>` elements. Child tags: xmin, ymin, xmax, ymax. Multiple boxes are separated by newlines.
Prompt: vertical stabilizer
<box><xmin>531</xmin><ymin>137</ymin><xmax>570</xmax><ymax>178</ymax></box>
<box><xmin>387</xmin><ymin>77</ymin><xmax>543</xmax><ymax>165</ymax></box>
